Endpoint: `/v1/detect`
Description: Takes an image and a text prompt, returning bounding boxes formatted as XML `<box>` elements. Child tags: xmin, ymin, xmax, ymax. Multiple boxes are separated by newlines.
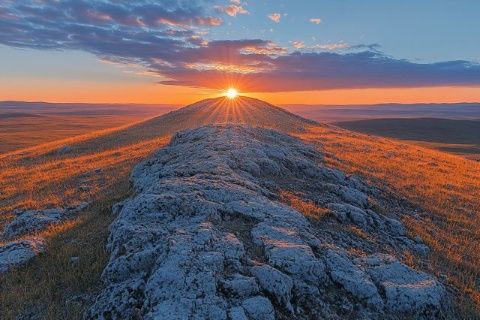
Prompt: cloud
<box><xmin>309</xmin><ymin>18</ymin><xmax>322</xmax><ymax>24</ymax></box>
<box><xmin>312</xmin><ymin>42</ymin><xmax>350</xmax><ymax>50</ymax></box>
<box><xmin>291</xmin><ymin>41</ymin><xmax>350</xmax><ymax>51</ymax></box>
<box><xmin>159</xmin><ymin>50</ymin><xmax>480</xmax><ymax>92</ymax></box>
<box><xmin>292</xmin><ymin>41</ymin><xmax>306</xmax><ymax>49</ymax></box>
<box><xmin>268</xmin><ymin>13</ymin><xmax>281</xmax><ymax>23</ymax></box>
<box><xmin>216</xmin><ymin>4</ymin><xmax>248</xmax><ymax>17</ymax></box>
<box><xmin>0</xmin><ymin>1</ymin><xmax>479</xmax><ymax>93</ymax></box>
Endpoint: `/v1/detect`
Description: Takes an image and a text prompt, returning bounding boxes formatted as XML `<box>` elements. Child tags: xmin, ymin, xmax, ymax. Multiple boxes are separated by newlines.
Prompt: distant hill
<box><xmin>0</xmin><ymin>101</ymin><xmax>178</xmax><ymax>153</ymax></box>
<box><xmin>334</xmin><ymin>118</ymin><xmax>480</xmax><ymax>160</ymax></box>
<box><xmin>284</xmin><ymin>103</ymin><xmax>480</xmax><ymax>122</ymax></box>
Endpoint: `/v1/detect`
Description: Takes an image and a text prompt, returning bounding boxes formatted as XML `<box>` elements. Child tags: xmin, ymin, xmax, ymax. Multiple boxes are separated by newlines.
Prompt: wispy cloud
<box><xmin>309</xmin><ymin>18</ymin><xmax>322</xmax><ymax>24</ymax></box>
<box><xmin>216</xmin><ymin>1</ymin><xmax>248</xmax><ymax>17</ymax></box>
<box><xmin>268</xmin><ymin>13</ymin><xmax>282</xmax><ymax>23</ymax></box>
<box><xmin>291</xmin><ymin>41</ymin><xmax>352</xmax><ymax>51</ymax></box>
<box><xmin>292</xmin><ymin>41</ymin><xmax>306</xmax><ymax>49</ymax></box>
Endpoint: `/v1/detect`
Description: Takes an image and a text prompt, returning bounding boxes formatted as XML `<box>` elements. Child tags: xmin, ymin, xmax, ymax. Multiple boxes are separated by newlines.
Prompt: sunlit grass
<box><xmin>1</xmin><ymin>100</ymin><xmax>479</xmax><ymax>318</ymax></box>
<box><xmin>0</xmin><ymin>121</ymin><xmax>170</xmax><ymax>319</ymax></box>
<box><xmin>279</xmin><ymin>190</ymin><xmax>330</xmax><ymax>220</ymax></box>
<box><xmin>298</xmin><ymin>125</ymin><xmax>480</xmax><ymax>315</ymax></box>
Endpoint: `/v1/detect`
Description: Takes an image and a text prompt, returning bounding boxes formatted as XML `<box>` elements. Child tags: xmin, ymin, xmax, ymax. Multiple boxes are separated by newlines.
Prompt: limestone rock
<box><xmin>241</xmin><ymin>296</ymin><xmax>275</xmax><ymax>320</ymax></box>
<box><xmin>3</xmin><ymin>209</ymin><xmax>62</xmax><ymax>239</ymax></box>
<box><xmin>251</xmin><ymin>264</ymin><xmax>294</xmax><ymax>312</ymax></box>
<box><xmin>324</xmin><ymin>250</ymin><xmax>383</xmax><ymax>310</ymax></box>
<box><xmin>0</xmin><ymin>237</ymin><xmax>46</xmax><ymax>273</ymax></box>
<box><xmin>363</xmin><ymin>254</ymin><xmax>446</xmax><ymax>313</ymax></box>
<box><xmin>86</xmin><ymin>125</ymin><xmax>448</xmax><ymax>319</ymax></box>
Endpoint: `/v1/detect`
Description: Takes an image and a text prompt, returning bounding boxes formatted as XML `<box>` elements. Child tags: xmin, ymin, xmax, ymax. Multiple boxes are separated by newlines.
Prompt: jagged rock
<box><xmin>0</xmin><ymin>237</ymin><xmax>46</xmax><ymax>273</ymax></box>
<box><xmin>222</xmin><ymin>274</ymin><xmax>259</xmax><ymax>298</ymax></box>
<box><xmin>3</xmin><ymin>209</ymin><xmax>62</xmax><ymax>239</ymax></box>
<box><xmin>87</xmin><ymin>125</ymin><xmax>448</xmax><ymax>319</ymax></box>
<box><xmin>324</xmin><ymin>250</ymin><xmax>383</xmax><ymax>310</ymax></box>
<box><xmin>241</xmin><ymin>296</ymin><xmax>275</xmax><ymax>320</ymax></box>
<box><xmin>250</xmin><ymin>265</ymin><xmax>294</xmax><ymax>312</ymax></box>
<box><xmin>362</xmin><ymin>254</ymin><xmax>446</xmax><ymax>313</ymax></box>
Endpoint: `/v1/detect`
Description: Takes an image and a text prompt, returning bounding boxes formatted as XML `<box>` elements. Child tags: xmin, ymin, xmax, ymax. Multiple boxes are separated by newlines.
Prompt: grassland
<box><xmin>0</xmin><ymin>120</ymin><xmax>170</xmax><ymax>319</ymax></box>
<box><xmin>0</xmin><ymin>98</ymin><xmax>479</xmax><ymax>318</ymax></box>
<box><xmin>335</xmin><ymin>118</ymin><xmax>480</xmax><ymax>160</ymax></box>
<box><xmin>0</xmin><ymin>102</ymin><xmax>175</xmax><ymax>153</ymax></box>
<box><xmin>298</xmin><ymin>125</ymin><xmax>480</xmax><ymax>316</ymax></box>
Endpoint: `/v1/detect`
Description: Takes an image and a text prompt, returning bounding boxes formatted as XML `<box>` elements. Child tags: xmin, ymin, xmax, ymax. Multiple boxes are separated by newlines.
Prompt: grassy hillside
<box><xmin>299</xmin><ymin>126</ymin><xmax>480</xmax><ymax>315</ymax></box>
<box><xmin>335</xmin><ymin>118</ymin><xmax>480</xmax><ymax>160</ymax></box>
<box><xmin>1</xmin><ymin>97</ymin><xmax>479</xmax><ymax>318</ymax></box>
<box><xmin>0</xmin><ymin>102</ymin><xmax>175</xmax><ymax>153</ymax></box>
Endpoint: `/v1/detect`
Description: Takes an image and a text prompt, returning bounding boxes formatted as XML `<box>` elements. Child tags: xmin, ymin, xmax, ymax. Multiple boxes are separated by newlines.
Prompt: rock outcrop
<box><xmin>3</xmin><ymin>208</ymin><xmax>63</xmax><ymax>240</ymax></box>
<box><xmin>0</xmin><ymin>237</ymin><xmax>45</xmax><ymax>273</ymax></box>
<box><xmin>0</xmin><ymin>203</ymin><xmax>89</xmax><ymax>274</ymax></box>
<box><xmin>87</xmin><ymin>125</ymin><xmax>448</xmax><ymax>319</ymax></box>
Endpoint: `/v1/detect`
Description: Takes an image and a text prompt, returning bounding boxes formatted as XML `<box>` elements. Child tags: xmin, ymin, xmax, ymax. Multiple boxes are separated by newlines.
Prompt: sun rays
<box><xmin>225</xmin><ymin>88</ymin><xmax>238</xmax><ymax>99</ymax></box>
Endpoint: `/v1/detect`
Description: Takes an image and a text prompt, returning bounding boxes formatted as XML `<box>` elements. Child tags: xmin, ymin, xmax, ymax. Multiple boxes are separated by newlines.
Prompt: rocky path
<box><xmin>88</xmin><ymin>124</ymin><xmax>449</xmax><ymax>320</ymax></box>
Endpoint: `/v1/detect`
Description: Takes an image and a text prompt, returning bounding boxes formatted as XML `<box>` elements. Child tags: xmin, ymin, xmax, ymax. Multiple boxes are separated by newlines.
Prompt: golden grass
<box><xmin>1</xmin><ymin>101</ymin><xmax>479</xmax><ymax>317</ymax></box>
<box><xmin>347</xmin><ymin>225</ymin><xmax>370</xmax><ymax>240</ymax></box>
<box><xmin>0</xmin><ymin>120</ymin><xmax>170</xmax><ymax>319</ymax></box>
<box><xmin>280</xmin><ymin>191</ymin><xmax>330</xmax><ymax>220</ymax></box>
<box><xmin>298</xmin><ymin>125</ymin><xmax>480</xmax><ymax>315</ymax></box>
<box><xmin>0</xmin><ymin>180</ymin><xmax>131</xmax><ymax>320</ymax></box>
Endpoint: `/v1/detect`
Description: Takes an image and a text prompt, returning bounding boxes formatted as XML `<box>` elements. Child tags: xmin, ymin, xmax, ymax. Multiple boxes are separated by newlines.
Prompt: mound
<box><xmin>87</xmin><ymin>125</ymin><xmax>448</xmax><ymax>319</ymax></box>
<box><xmin>1</xmin><ymin>97</ymin><xmax>478</xmax><ymax>318</ymax></box>
<box><xmin>133</xmin><ymin>96</ymin><xmax>318</xmax><ymax>137</ymax></box>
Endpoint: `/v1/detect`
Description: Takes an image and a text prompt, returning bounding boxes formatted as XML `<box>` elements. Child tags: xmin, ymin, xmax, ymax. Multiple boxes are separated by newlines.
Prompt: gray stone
<box><xmin>242</xmin><ymin>296</ymin><xmax>275</xmax><ymax>320</ymax></box>
<box><xmin>3</xmin><ymin>209</ymin><xmax>62</xmax><ymax>239</ymax></box>
<box><xmin>251</xmin><ymin>264</ymin><xmax>294</xmax><ymax>312</ymax></box>
<box><xmin>86</xmin><ymin>124</ymin><xmax>446</xmax><ymax>319</ymax></box>
<box><xmin>324</xmin><ymin>250</ymin><xmax>383</xmax><ymax>310</ymax></box>
<box><xmin>222</xmin><ymin>274</ymin><xmax>259</xmax><ymax>298</ymax></box>
<box><xmin>0</xmin><ymin>237</ymin><xmax>46</xmax><ymax>273</ymax></box>
<box><xmin>229</xmin><ymin>306</ymin><xmax>248</xmax><ymax>320</ymax></box>
<box><xmin>363</xmin><ymin>254</ymin><xmax>446</xmax><ymax>313</ymax></box>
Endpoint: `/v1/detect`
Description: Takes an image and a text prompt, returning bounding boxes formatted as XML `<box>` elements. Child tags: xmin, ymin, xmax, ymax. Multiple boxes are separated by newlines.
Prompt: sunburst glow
<box><xmin>225</xmin><ymin>88</ymin><xmax>238</xmax><ymax>99</ymax></box>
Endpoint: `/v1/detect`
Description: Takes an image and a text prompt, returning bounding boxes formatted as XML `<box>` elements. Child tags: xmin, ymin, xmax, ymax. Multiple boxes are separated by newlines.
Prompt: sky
<box><xmin>0</xmin><ymin>0</ymin><xmax>479</xmax><ymax>105</ymax></box>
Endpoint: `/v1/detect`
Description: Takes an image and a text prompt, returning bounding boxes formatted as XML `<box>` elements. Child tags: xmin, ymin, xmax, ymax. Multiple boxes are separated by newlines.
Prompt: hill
<box><xmin>283</xmin><ymin>103</ymin><xmax>480</xmax><ymax>122</ymax></box>
<box><xmin>0</xmin><ymin>102</ymin><xmax>177</xmax><ymax>154</ymax></box>
<box><xmin>334</xmin><ymin>118</ymin><xmax>480</xmax><ymax>160</ymax></box>
<box><xmin>0</xmin><ymin>96</ymin><xmax>479</xmax><ymax>319</ymax></box>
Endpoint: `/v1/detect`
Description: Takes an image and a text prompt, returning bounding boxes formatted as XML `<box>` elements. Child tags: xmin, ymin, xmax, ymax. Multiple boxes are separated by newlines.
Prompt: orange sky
<box><xmin>2</xmin><ymin>77</ymin><xmax>480</xmax><ymax>105</ymax></box>
<box><xmin>2</xmin><ymin>48</ymin><xmax>479</xmax><ymax>106</ymax></box>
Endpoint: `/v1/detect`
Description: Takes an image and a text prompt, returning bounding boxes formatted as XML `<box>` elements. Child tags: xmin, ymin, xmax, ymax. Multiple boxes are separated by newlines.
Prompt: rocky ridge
<box><xmin>87</xmin><ymin>124</ymin><xmax>449</xmax><ymax>319</ymax></box>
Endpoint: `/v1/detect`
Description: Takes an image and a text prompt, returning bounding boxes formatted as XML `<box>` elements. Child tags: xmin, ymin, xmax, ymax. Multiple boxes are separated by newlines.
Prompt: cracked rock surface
<box><xmin>0</xmin><ymin>237</ymin><xmax>45</xmax><ymax>273</ymax></box>
<box><xmin>87</xmin><ymin>124</ymin><xmax>449</xmax><ymax>319</ymax></box>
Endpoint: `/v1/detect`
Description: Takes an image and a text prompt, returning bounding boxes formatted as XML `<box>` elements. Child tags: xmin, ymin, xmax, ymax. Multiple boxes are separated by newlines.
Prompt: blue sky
<box><xmin>211</xmin><ymin>0</ymin><xmax>479</xmax><ymax>63</ymax></box>
<box><xmin>0</xmin><ymin>0</ymin><xmax>479</xmax><ymax>103</ymax></box>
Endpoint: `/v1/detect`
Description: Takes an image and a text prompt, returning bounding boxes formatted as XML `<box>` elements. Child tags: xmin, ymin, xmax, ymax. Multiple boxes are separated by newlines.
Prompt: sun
<box><xmin>225</xmin><ymin>88</ymin><xmax>238</xmax><ymax>99</ymax></box>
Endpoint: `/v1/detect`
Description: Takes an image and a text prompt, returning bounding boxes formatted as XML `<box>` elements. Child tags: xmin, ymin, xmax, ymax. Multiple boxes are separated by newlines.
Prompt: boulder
<box><xmin>363</xmin><ymin>254</ymin><xmax>446</xmax><ymax>313</ymax></box>
<box><xmin>3</xmin><ymin>208</ymin><xmax>62</xmax><ymax>239</ymax></box>
<box><xmin>324</xmin><ymin>250</ymin><xmax>383</xmax><ymax>310</ymax></box>
<box><xmin>251</xmin><ymin>264</ymin><xmax>294</xmax><ymax>312</ymax></box>
<box><xmin>0</xmin><ymin>237</ymin><xmax>46</xmax><ymax>273</ymax></box>
<box><xmin>241</xmin><ymin>296</ymin><xmax>275</xmax><ymax>320</ymax></box>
